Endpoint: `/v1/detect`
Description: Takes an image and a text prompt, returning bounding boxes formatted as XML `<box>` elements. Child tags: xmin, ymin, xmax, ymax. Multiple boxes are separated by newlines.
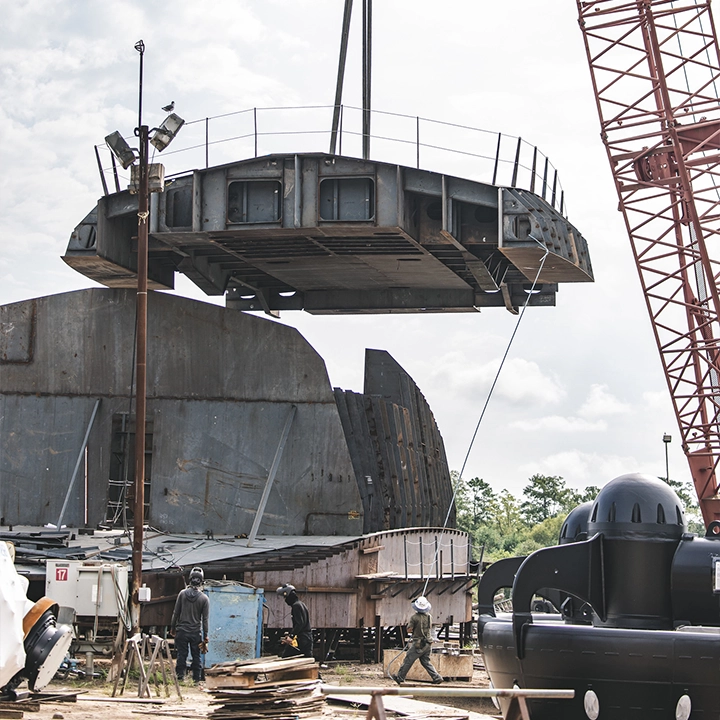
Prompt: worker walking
<box><xmin>392</xmin><ymin>596</ymin><xmax>443</xmax><ymax>685</ymax></box>
<box><xmin>171</xmin><ymin>567</ymin><xmax>209</xmax><ymax>683</ymax></box>
<box><xmin>276</xmin><ymin>583</ymin><xmax>313</xmax><ymax>659</ymax></box>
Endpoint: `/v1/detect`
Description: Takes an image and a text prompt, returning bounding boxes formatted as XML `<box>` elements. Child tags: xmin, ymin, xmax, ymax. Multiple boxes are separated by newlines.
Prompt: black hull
<box><xmin>481</xmin><ymin>620</ymin><xmax>720</xmax><ymax>719</ymax></box>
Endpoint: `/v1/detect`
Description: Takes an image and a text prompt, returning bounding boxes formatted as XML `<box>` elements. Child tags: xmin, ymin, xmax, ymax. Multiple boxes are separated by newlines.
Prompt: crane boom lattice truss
<box><xmin>578</xmin><ymin>0</ymin><xmax>720</xmax><ymax>526</ymax></box>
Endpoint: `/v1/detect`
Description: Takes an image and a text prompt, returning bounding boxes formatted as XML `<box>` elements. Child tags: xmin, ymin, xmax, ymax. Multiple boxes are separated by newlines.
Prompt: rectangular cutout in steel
<box><xmin>319</xmin><ymin>177</ymin><xmax>375</xmax><ymax>221</ymax></box>
<box><xmin>227</xmin><ymin>180</ymin><xmax>282</xmax><ymax>224</ymax></box>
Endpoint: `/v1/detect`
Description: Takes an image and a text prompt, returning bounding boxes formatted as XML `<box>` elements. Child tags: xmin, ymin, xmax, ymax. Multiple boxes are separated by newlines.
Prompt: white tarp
<box><xmin>0</xmin><ymin>542</ymin><xmax>30</xmax><ymax>688</ymax></box>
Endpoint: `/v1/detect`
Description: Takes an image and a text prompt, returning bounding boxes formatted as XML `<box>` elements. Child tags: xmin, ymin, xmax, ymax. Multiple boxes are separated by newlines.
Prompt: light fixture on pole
<box><xmin>104</xmin><ymin>40</ymin><xmax>183</xmax><ymax>634</ymax></box>
<box><xmin>150</xmin><ymin>113</ymin><xmax>185</xmax><ymax>152</ymax></box>
<box><xmin>663</xmin><ymin>433</ymin><xmax>672</xmax><ymax>482</ymax></box>
<box><xmin>104</xmin><ymin>131</ymin><xmax>136</xmax><ymax>169</ymax></box>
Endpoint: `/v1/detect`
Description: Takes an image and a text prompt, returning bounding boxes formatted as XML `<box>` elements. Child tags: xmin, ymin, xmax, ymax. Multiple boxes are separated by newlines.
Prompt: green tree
<box><xmin>453</xmin><ymin>472</ymin><xmax>603</xmax><ymax>562</ymax></box>
<box><xmin>520</xmin><ymin>474</ymin><xmax>575</xmax><ymax>525</ymax></box>
<box><xmin>664</xmin><ymin>477</ymin><xmax>704</xmax><ymax>534</ymax></box>
<box><xmin>514</xmin><ymin>514</ymin><xmax>566</xmax><ymax>556</ymax></box>
<box><xmin>574</xmin><ymin>485</ymin><xmax>601</xmax><ymax>504</ymax></box>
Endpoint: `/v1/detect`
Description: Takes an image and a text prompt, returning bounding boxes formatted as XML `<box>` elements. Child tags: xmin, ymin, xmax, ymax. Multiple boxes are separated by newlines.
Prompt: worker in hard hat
<box><xmin>171</xmin><ymin>567</ymin><xmax>209</xmax><ymax>683</ymax></box>
<box><xmin>391</xmin><ymin>596</ymin><xmax>443</xmax><ymax>685</ymax></box>
<box><xmin>276</xmin><ymin>583</ymin><xmax>313</xmax><ymax>659</ymax></box>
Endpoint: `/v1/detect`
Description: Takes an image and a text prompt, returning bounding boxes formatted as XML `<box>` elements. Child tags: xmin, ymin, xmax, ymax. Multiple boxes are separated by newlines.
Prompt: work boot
<box><xmin>391</xmin><ymin>674</ymin><xmax>404</xmax><ymax>685</ymax></box>
<box><xmin>432</xmin><ymin>676</ymin><xmax>444</xmax><ymax>684</ymax></box>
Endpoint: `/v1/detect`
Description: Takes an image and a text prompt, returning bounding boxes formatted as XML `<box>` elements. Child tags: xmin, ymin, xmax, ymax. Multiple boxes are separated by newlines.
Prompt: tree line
<box><xmin>453</xmin><ymin>472</ymin><xmax>702</xmax><ymax>563</ymax></box>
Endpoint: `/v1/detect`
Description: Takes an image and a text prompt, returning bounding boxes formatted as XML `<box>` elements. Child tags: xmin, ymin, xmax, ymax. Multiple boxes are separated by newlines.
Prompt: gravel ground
<box><xmin>5</xmin><ymin>661</ymin><xmax>499</xmax><ymax>720</ymax></box>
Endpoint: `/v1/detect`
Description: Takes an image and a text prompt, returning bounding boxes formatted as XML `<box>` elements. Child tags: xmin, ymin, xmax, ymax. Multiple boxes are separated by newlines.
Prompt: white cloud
<box><xmin>578</xmin><ymin>384</ymin><xmax>631</xmax><ymax>419</ymax></box>
<box><xmin>519</xmin><ymin>450</ymin><xmax>643</xmax><ymax>487</ymax></box>
<box><xmin>511</xmin><ymin>416</ymin><xmax>607</xmax><ymax>433</ymax></box>
<box><xmin>428</xmin><ymin>355</ymin><xmax>565</xmax><ymax>407</ymax></box>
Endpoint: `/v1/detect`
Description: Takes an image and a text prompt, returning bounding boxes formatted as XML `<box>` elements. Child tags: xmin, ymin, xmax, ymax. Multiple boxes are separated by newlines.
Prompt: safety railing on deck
<box><xmin>96</xmin><ymin>104</ymin><xmax>568</xmax><ymax>216</ymax></box>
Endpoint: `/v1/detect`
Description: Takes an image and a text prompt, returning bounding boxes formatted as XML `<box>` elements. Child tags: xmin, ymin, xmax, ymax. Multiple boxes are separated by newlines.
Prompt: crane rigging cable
<box><xmin>421</xmin><ymin>240</ymin><xmax>550</xmax><ymax>597</ymax></box>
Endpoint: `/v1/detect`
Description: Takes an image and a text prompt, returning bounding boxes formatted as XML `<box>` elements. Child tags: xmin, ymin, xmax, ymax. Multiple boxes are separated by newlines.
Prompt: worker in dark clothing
<box><xmin>276</xmin><ymin>583</ymin><xmax>313</xmax><ymax>659</ymax></box>
<box><xmin>392</xmin><ymin>596</ymin><xmax>443</xmax><ymax>685</ymax></box>
<box><xmin>171</xmin><ymin>567</ymin><xmax>209</xmax><ymax>683</ymax></box>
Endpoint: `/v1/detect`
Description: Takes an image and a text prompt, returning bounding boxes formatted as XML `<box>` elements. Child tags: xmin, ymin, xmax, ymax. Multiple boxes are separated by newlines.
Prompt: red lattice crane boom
<box><xmin>577</xmin><ymin>0</ymin><xmax>720</xmax><ymax>526</ymax></box>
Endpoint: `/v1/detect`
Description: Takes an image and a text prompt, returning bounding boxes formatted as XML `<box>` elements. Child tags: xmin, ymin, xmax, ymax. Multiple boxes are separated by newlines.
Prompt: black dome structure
<box><xmin>588</xmin><ymin>472</ymin><xmax>685</xmax><ymax>539</ymax></box>
<box><xmin>477</xmin><ymin>473</ymin><xmax>720</xmax><ymax>720</ymax></box>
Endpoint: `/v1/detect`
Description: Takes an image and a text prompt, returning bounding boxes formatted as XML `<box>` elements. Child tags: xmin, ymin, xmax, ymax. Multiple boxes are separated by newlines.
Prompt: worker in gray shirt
<box><xmin>171</xmin><ymin>567</ymin><xmax>209</xmax><ymax>682</ymax></box>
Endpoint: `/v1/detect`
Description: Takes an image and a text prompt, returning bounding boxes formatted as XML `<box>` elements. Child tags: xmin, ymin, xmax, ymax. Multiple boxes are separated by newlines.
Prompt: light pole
<box><xmin>663</xmin><ymin>433</ymin><xmax>672</xmax><ymax>482</ymax></box>
<box><xmin>104</xmin><ymin>40</ymin><xmax>184</xmax><ymax>634</ymax></box>
<box><xmin>131</xmin><ymin>40</ymin><xmax>149</xmax><ymax>635</ymax></box>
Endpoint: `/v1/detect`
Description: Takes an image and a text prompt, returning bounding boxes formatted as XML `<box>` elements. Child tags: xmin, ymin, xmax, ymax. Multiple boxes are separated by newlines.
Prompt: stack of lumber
<box><xmin>205</xmin><ymin>657</ymin><xmax>324</xmax><ymax>719</ymax></box>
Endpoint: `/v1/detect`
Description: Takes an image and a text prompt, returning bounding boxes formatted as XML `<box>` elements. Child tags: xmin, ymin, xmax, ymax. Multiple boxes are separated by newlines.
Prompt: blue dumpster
<box><xmin>204</xmin><ymin>582</ymin><xmax>264</xmax><ymax>666</ymax></box>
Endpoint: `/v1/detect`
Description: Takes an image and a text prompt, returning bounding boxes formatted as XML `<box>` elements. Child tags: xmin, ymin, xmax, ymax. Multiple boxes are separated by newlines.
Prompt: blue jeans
<box><xmin>175</xmin><ymin>629</ymin><xmax>202</xmax><ymax>681</ymax></box>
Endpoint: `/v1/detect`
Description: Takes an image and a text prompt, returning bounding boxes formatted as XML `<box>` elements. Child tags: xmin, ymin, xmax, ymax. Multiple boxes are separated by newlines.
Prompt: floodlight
<box><xmin>105</xmin><ymin>131</ymin><xmax>136</xmax><ymax>169</ymax></box>
<box><xmin>150</xmin><ymin>113</ymin><xmax>185</xmax><ymax>152</ymax></box>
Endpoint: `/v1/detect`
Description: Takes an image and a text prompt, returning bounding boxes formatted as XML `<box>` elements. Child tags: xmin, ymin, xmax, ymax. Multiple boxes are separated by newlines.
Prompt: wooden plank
<box><xmin>79</xmin><ymin>696</ymin><xmax>165</xmax><ymax>705</ymax></box>
<box><xmin>0</xmin><ymin>704</ymin><xmax>37</xmax><ymax>714</ymax></box>
<box><xmin>206</xmin><ymin>668</ymin><xmax>318</xmax><ymax>691</ymax></box>
<box><xmin>264</xmin><ymin>667</ymin><xmax>319</xmax><ymax>684</ymax></box>
<box><xmin>327</xmin><ymin>693</ymin><xmax>494</xmax><ymax>720</ymax></box>
<box><xmin>0</xmin><ymin>710</ymin><xmax>24</xmax><ymax>719</ymax></box>
<box><xmin>361</xmin><ymin>545</ymin><xmax>384</xmax><ymax>554</ymax></box>
<box><xmin>223</xmin><ymin>657</ymin><xmax>315</xmax><ymax>675</ymax></box>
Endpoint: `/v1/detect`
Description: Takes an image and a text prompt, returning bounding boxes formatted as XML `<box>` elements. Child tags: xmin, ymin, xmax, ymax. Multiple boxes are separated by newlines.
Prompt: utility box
<box><xmin>45</xmin><ymin>560</ymin><xmax>129</xmax><ymax>618</ymax></box>
<box><xmin>204</xmin><ymin>582</ymin><xmax>264</xmax><ymax>666</ymax></box>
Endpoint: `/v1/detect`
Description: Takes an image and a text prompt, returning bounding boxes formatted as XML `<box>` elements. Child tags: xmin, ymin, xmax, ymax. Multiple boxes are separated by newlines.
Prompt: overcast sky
<box><xmin>0</xmin><ymin>0</ymin><xmax>689</xmax><ymax>499</ymax></box>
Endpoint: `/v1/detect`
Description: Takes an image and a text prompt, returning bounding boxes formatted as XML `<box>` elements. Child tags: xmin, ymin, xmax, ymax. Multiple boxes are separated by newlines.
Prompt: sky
<box><xmin>0</xmin><ymin>0</ymin><xmax>691</xmax><ymax>500</ymax></box>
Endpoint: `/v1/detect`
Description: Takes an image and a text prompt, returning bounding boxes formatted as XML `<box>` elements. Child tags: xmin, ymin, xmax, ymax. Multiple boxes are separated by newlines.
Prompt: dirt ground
<box><xmin>8</xmin><ymin>662</ymin><xmax>500</xmax><ymax>720</ymax></box>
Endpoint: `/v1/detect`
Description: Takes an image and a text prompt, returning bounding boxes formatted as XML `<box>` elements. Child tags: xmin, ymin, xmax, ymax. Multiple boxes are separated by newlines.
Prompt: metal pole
<box><xmin>247</xmin><ymin>405</ymin><xmax>297</xmax><ymax>547</ymax></box>
<box><xmin>492</xmin><ymin>133</ymin><xmax>502</xmax><ymax>185</ymax></box>
<box><xmin>330</xmin><ymin>0</ymin><xmax>353</xmax><ymax>155</ymax></box>
<box><xmin>254</xmin><ymin>108</ymin><xmax>258</xmax><ymax>158</ymax></box>
<box><xmin>511</xmin><ymin>137</ymin><xmax>522</xmax><ymax>188</ymax></box>
<box><xmin>110</xmin><ymin>153</ymin><xmax>121</xmax><ymax>194</ymax></box>
<box><xmin>131</xmin><ymin>123</ymin><xmax>149</xmax><ymax>634</ymax></box>
<box><xmin>205</xmin><ymin>117</ymin><xmax>209</xmax><ymax>169</ymax></box>
<box><xmin>339</xmin><ymin>105</ymin><xmax>344</xmax><ymax>156</ymax></box>
<box><xmin>95</xmin><ymin>146</ymin><xmax>109</xmax><ymax>197</ymax></box>
<box><xmin>416</xmin><ymin>116</ymin><xmax>420</xmax><ymax>169</ymax></box>
<box><xmin>56</xmin><ymin>399</ymin><xmax>101</xmax><ymax>529</ymax></box>
<box><xmin>362</xmin><ymin>0</ymin><xmax>372</xmax><ymax>160</ymax></box>
<box><xmin>131</xmin><ymin>40</ymin><xmax>148</xmax><ymax>634</ymax></box>
<box><xmin>530</xmin><ymin>146</ymin><xmax>537</xmax><ymax>194</ymax></box>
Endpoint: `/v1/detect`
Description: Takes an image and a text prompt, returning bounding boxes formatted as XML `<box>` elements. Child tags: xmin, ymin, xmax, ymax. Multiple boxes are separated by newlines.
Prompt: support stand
<box><xmin>112</xmin><ymin>633</ymin><xmax>182</xmax><ymax>700</ymax></box>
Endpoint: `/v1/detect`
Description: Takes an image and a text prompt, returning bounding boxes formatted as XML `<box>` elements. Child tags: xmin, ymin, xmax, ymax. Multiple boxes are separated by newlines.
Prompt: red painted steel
<box><xmin>578</xmin><ymin>0</ymin><xmax>720</xmax><ymax>525</ymax></box>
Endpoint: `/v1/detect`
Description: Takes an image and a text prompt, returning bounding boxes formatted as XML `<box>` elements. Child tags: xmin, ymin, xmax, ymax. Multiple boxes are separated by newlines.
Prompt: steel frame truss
<box><xmin>578</xmin><ymin>0</ymin><xmax>720</xmax><ymax>524</ymax></box>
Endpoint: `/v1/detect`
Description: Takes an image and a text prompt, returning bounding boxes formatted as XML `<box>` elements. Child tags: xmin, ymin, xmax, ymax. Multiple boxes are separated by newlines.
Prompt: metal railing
<box><xmin>321</xmin><ymin>684</ymin><xmax>575</xmax><ymax>720</ymax></box>
<box><xmin>97</xmin><ymin>104</ymin><xmax>568</xmax><ymax>216</ymax></box>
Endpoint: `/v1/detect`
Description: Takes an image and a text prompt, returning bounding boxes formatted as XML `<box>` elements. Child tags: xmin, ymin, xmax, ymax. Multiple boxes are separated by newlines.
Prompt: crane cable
<box><xmin>386</xmin><ymin>238</ymin><xmax>550</xmax><ymax>679</ymax></box>
<box><xmin>420</xmin><ymin>238</ymin><xmax>551</xmax><ymax>600</ymax></box>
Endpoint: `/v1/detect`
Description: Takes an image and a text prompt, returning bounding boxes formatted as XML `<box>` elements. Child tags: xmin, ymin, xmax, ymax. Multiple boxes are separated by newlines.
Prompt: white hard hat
<box><xmin>412</xmin><ymin>596</ymin><xmax>431</xmax><ymax>613</ymax></box>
